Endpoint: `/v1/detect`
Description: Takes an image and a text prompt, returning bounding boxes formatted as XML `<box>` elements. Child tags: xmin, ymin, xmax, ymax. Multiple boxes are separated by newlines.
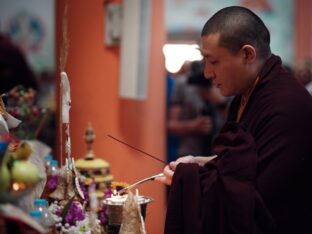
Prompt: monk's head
<box><xmin>200</xmin><ymin>6</ymin><xmax>271</xmax><ymax>96</ymax></box>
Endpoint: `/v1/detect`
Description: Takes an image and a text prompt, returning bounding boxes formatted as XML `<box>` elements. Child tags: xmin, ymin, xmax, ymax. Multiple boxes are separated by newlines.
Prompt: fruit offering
<box><xmin>0</xmin><ymin>141</ymin><xmax>40</xmax><ymax>194</ymax></box>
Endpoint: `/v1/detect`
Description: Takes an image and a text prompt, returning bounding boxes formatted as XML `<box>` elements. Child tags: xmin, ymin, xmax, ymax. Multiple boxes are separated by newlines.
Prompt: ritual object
<box><xmin>75</xmin><ymin>122</ymin><xmax>113</xmax><ymax>200</ymax></box>
<box><xmin>103</xmin><ymin>191</ymin><xmax>152</xmax><ymax>233</ymax></box>
<box><xmin>119</xmin><ymin>192</ymin><xmax>146</xmax><ymax>234</ymax></box>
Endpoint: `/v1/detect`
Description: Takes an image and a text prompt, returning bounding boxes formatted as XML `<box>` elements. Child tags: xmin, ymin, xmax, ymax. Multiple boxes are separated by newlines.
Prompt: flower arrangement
<box><xmin>48</xmin><ymin>197</ymin><xmax>103</xmax><ymax>233</ymax></box>
<box><xmin>46</xmin><ymin>174</ymin><xmax>58</xmax><ymax>191</ymax></box>
<box><xmin>45</xmin><ymin>173</ymin><xmax>113</xmax><ymax>233</ymax></box>
<box><xmin>56</xmin><ymin>201</ymin><xmax>86</xmax><ymax>226</ymax></box>
<box><xmin>5</xmin><ymin>85</ymin><xmax>47</xmax><ymax>139</ymax></box>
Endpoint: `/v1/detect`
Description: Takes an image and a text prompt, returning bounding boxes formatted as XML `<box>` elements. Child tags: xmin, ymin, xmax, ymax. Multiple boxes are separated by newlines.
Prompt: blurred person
<box><xmin>157</xmin><ymin>6</ymin><xmax>312</xmax><ymax>234</ymax></box>
<box><xmin>0</xmin><ymin>34</ymin><xmax>38</xmax><ymax>94</ymax></box>
<box><xmin>166</xmin><ymin>61</ymin><xmax>193</xmax><ymax>162</ymax></box>
<box><xmin>0</xmin><ymin>34</ymin><xmax>55</xmax><ymax>149</ymax></box>
<box><xmin>0</xmin><ymin>34</ymin><xmax>38</xmax><ymax>135</ymax></box>
<box><xmin>166</xmin><ymin>72</ymin><xmax>180</xmax><ymax>163</ymax></box>
<box><xmin>294</xmin><ymin>58</ymin><xmax>312</xmax><ymax>95</ymax></box>
<box><xmin>187</xmin><ymin>71</ymin><xmax>228</xmax><ymax>155</ymax></box>
<box><xmin>168</xmin><ymin>61</ymin><xmax>215</xmax><ymax>157</ymax></box>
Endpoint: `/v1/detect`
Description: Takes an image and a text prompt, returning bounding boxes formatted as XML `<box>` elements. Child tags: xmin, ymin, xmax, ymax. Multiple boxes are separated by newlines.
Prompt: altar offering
<box><xmin>0</xmin><ymin>141</ymin><xmax>41</xmax><ymax>196</ymax></box>
<box><xmin>75</xmin><ymin>123</ymin><xmax>113</xmax><ymax>199</ymax></box>
<box><xmin>103</xmin><ymin>192</ymin><xmax>153</xmax><ymax>233</ymax></box>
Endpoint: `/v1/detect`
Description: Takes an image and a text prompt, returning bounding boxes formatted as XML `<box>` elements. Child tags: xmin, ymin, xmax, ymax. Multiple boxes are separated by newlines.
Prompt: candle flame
<box><xmin>113</xmin><ymin>189</ymin><xmax>117</xmax><ymax>196</ymax></box>
<box><xmin>12</xmin><ymin>182</ymin><xmax>26</xmax><ymax>191</ymax></box>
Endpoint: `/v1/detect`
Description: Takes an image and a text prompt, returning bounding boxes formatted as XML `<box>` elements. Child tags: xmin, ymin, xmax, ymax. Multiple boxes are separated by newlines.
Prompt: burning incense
<box><xmin>107</xmin><ymin>134</ymin><xmax>166</xmax><ymax>164</ymax></box>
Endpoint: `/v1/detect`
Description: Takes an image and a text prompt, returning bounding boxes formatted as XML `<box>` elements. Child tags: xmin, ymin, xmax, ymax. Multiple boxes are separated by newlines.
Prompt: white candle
<box><xmin>106</xmin><ymin>194</ymin><xmax>127</xmax><ymax>206</ymax></box>
<box><xmin>135</xmin><ymin>188</ymin><xmax>139</xmax><ymax>197</ymax></box>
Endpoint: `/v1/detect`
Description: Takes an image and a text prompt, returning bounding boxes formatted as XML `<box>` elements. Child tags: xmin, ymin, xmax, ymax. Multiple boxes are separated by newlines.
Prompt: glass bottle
<box><xmin>43</xmin><ymin>154</ymin><xmax>53</xmax><ymax>170</ymax></box>
<box><xmin>33</xmin><ymin>199</ymin><xmax>55</xmax><ymax>230</ymax></box>
<box><xmin>29</xmin><ymin>210</ymin><xmax>44</xmax><ymax>226</ymax></box>
<box><xmin>47</xmin><ymin>159</ymin><xmax>59</xmax><ymax>176</ymax></box>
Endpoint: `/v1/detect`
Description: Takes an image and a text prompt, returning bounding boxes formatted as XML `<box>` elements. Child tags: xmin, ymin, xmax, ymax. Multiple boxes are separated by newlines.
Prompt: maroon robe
<box><xmin>165</xmin><ymin>55</ymin><xmax>312</xmax><ymax>234</ymax></box>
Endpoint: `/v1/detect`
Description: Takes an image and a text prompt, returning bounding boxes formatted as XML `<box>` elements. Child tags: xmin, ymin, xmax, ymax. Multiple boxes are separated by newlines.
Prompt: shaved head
<box><xmin>201</xmin><ymin>6</ymin><xmax>271</xmax><ymax>59</ymax></box>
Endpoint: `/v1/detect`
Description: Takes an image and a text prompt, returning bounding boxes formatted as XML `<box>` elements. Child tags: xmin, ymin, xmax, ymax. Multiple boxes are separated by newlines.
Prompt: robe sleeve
<box><xmin>165</xmin><ymin>122</ymin><xmax>275</xmax><ymax>234</ymax></box>
<box><xmin>165</xmin><ymin>163</ymin><xmax>203</xmax><ymax>234</ymax></box>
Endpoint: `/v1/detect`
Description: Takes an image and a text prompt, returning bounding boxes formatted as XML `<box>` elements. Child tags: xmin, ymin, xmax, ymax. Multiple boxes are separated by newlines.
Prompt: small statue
<box><xmin>75</xmin><ymin>123</ymin><xmax>113</xmax><ymax>200</ymax></box>
<box><xmin>85</xmin><ymin>122</ymin><xmax>95</xmax><ymax>160</ymax></box>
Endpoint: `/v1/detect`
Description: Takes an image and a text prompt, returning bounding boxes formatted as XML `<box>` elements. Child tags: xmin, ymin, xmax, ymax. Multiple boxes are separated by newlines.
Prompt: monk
<box><xmin>156</xmin><ymin>6</ymin><xmax>312</xmax><ymax>234</ymax></box>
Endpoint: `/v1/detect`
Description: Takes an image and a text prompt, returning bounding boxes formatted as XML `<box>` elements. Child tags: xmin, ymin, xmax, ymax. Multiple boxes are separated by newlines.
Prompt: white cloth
<box><xmin>0</xmin><ymin>113</ymin><xmax>21</xmax><ymax>134</ymax></box>
<box><xmin>6</xmin><ymin>113</ymin><xmax>21</xmax><ymax>129</ymax></box>
<box><xmin>0</xmin><ymin>114</ymin><xmax>9</xmax><ymax>134</ymax></box>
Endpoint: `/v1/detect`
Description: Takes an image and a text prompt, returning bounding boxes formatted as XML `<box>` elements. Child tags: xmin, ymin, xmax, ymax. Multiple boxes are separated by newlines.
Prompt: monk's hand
<box><xmin>169</xmin><ymin>155</ymin><xmax>196</xmax><ymax>171</ymax></box>
<box><xmin>155</xmin><ymin>155</ymin><xmax>196</xmax><ymax>185</ymax></box>
<box><xmin>155</xmin><ymin>164</ymin><xmax>174</xmax><ymax>185</ymax></box>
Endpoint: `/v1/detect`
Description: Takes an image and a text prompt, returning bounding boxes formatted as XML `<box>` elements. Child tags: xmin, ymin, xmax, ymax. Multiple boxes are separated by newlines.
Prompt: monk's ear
<box><xmin>241</xmin><ymin>45</ymin><xmax>256</xmax><ymax>64</ymax></box>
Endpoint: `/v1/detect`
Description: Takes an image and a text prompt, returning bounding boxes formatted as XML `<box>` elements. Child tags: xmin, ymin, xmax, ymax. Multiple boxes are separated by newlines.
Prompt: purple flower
<box><xmin>47</xmin><ymin>175</ymin><xmax>58</xmax><ymax>191</ymax></box>
<box><xmin>64</xmin><ymin>201</ymin><xmax>85</xmax><ymax>225</ymax></box>
<box><xmin>104</xmin><ymin>188</ymin><xmax>112</xmax><ymax>198</ymax></box>
<box><xmin>79</xmin><ymin>180</ymin><xmax>89</xmax><ymax>203</ymax></box>
<box><xmin>55</xmin><ymin>207</ymin><xmax>63</xmax><ymax>216</ymax></box>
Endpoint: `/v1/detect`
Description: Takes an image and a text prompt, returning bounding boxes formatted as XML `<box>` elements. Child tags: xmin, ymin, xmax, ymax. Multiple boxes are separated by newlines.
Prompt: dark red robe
<box><xmin>165</xmin><ymin>55</ymin><xmax>312</xmax><ymax>234</ymax></box>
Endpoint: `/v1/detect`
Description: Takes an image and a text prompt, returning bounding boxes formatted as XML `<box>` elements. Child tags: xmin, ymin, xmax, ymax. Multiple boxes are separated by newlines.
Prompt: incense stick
<box><xmin>116</xmin><ymin>173</ymin><xmax>164</xmax><ymax>195</ymax></box>
<box><xmin>107</xmin><ymin>134</ymin><xmax>166</xmax><ymax>164</ymax></box>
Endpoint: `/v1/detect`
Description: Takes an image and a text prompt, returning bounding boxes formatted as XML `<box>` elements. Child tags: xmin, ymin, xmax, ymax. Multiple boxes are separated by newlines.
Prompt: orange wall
<box><xmin>56</xmin><ymin>0</ymin><xmax>166</xmax><ymax>233</ymax></box>
<box><xmin>295</xmin><ymin>0</ymin><xmax>312</xmax><ymax>60</ymax></box>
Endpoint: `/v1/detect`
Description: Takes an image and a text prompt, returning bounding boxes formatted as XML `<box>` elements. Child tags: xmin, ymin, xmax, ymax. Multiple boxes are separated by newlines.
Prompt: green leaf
<box><xmin>61</xmin><ymin>194</ymin><xmax>76</xmax><ymax>222</ymax></box>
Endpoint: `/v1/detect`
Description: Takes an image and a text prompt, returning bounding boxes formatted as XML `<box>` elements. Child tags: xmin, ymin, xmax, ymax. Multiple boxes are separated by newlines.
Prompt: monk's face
<box><xmin>201</xmin><ymin>33</ymin><xmax>256</xmax><ymax>96</ymax></box>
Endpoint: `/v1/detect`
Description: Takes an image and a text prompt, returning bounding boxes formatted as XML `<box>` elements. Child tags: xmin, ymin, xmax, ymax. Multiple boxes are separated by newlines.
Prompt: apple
<box><xmin>11</xmin><ymin>161</ymin><xmax>40</xmax><ymax>186</ymax></box>
<box><xmin>14</xmin><ymin>141</ymin><xmax>32</xmax><ymax>160</ymax></box>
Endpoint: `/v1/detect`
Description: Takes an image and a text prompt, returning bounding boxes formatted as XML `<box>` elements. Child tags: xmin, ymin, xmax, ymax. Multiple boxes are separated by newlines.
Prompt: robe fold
<box><xmin>165</xmin><ymin>55</ymin><xmax>312</xmax><ymax>234</ymax></box>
